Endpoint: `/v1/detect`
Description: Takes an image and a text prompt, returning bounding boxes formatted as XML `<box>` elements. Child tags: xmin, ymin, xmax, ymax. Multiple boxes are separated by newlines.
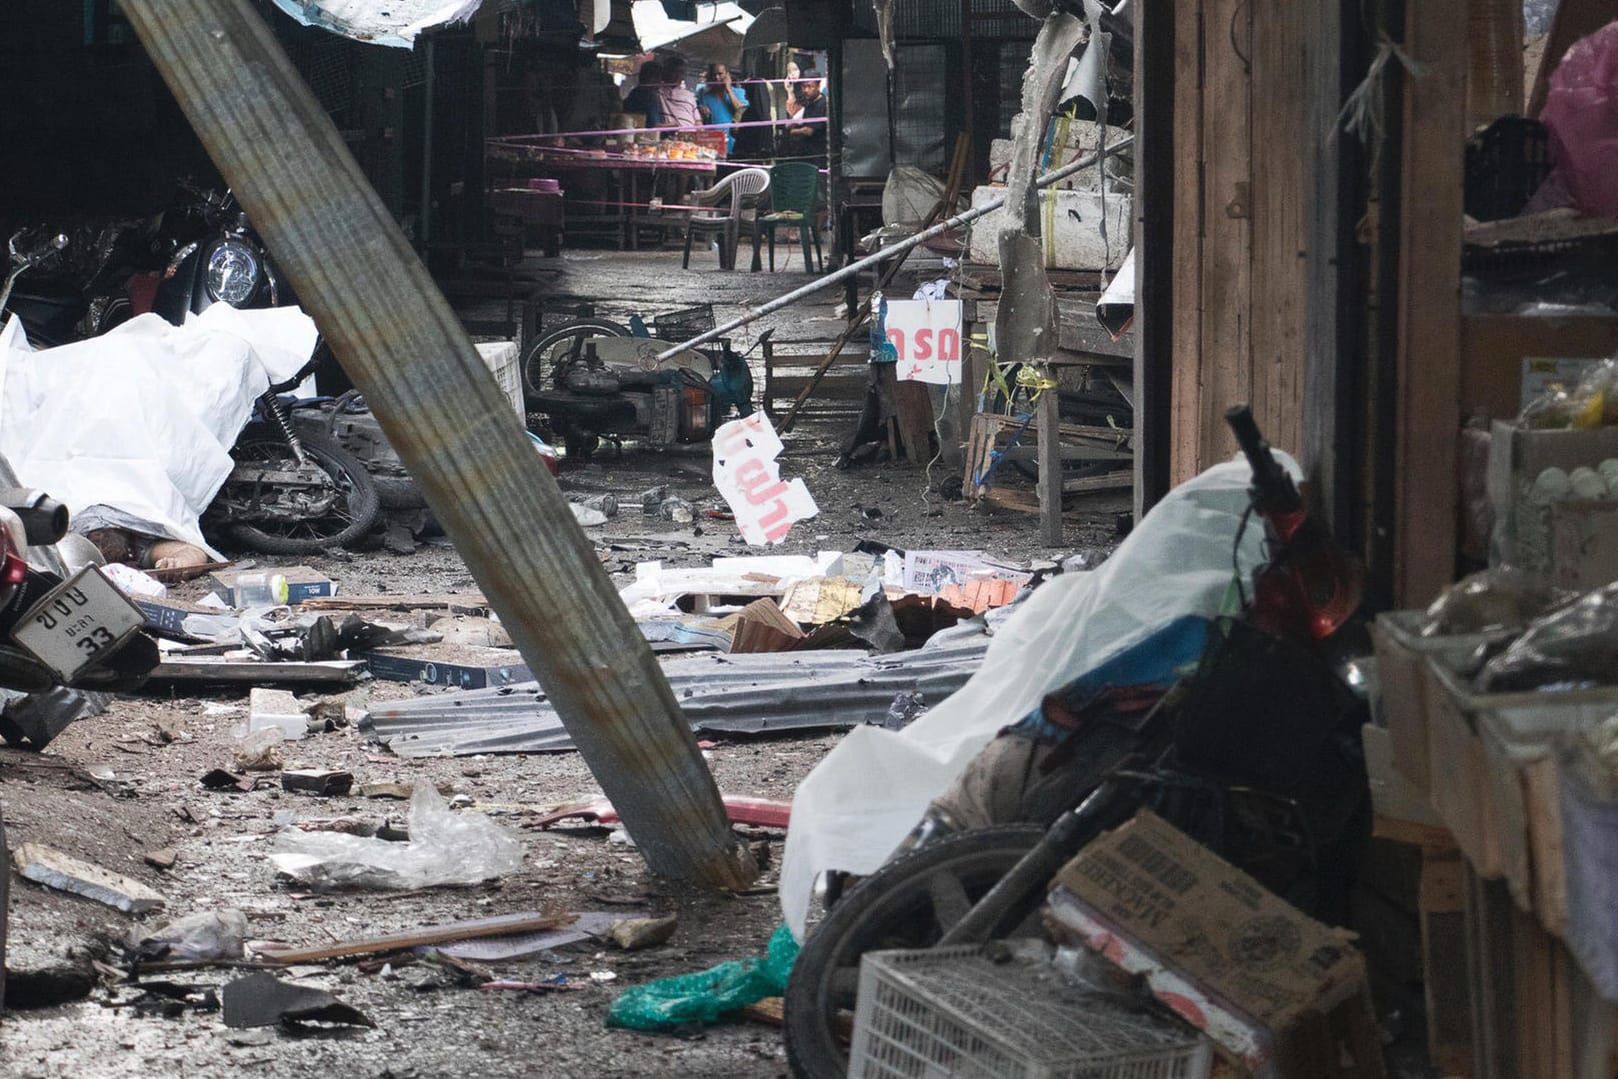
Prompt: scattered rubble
<box><xmin>11</xmin><ymin>843</ymin><xmax>165</xmax><ymax>914</ymax></box>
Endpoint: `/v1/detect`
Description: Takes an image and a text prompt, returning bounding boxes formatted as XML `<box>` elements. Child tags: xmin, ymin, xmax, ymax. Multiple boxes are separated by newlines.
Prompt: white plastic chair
<box><xmin>682</xmin><ymin>167</ymin><xmax>772</xmax><ymax>271</ymax></box>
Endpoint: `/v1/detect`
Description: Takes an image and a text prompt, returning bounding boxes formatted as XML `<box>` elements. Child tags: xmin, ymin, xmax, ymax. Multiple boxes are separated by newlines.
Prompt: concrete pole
<box><xmin>120</xmin><ymin>0</ymin><xmax>756</xmax><ymax>890</ymax></box>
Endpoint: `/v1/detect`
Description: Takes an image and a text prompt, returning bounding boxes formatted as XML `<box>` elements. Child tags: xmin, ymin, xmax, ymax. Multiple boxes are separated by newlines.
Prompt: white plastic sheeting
<box><xmin>0</xmin><ymin>305</ymin><xmax>317</xmax><ymax>557</ymax></box>
<box><xmin>270</xmin><ymin>0</ymin><xmax>482</xmax><ymax>48</ymax></box>
<box><xmin>779</xmin><ymin>453</ymin><xmax>1299</xmax><ymax>935</ymax></box>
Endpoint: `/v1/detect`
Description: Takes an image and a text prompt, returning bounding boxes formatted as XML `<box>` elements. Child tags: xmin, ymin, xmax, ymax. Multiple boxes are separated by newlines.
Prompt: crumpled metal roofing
<box><xmin>361</xmin><ymin>621</ymin><xmax>993</xmax><ymax>757</ymax></box>
<box><xmin>271</xmin><ymin>0</ymin><xmax>484</xmax><ymax>47</ymax></box>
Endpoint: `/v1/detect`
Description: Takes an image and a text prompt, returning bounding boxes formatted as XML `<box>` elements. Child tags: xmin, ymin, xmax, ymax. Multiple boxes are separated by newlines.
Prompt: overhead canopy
<box><xmin>633</xmin><ymin>0</ymin><xmax>752</xmax><ymax>63</ymax></box>
<box><xmin>269</xmin><ymin>0</ymin><xmax>483</xmax><ymax>46</ymax></box>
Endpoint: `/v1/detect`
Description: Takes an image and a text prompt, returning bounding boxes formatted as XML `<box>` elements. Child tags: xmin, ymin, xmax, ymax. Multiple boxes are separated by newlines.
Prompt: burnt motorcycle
<box><xmin>522</xmin><ymin>311</ymin><xmax>760</xmax><ymax>462</ymax></box>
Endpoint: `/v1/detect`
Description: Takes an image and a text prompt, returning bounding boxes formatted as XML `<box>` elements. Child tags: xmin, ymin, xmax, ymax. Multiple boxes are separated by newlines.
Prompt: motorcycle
<box><xmin>2</xmin><ymin>188</ymin><xmax>380</xmax><ymax>555</ymax></box>
<box><xmin>780</xmin><ymin>406</ymin><xmax>1371</xmax><ymax>1078</ymax></box>
<box><xmin>521</xmin><ymin>309</ymin><xmax>760</xmax><ymax>462</ymax></box>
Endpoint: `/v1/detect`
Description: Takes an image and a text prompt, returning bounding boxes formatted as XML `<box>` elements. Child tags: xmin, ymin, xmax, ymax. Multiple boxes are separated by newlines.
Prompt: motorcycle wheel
<box><xmin>223</xmin><ymin>432</ymin><xmax>381</xmax><ymax>555</ymax></box>
<box><xmin>783</xmin><ymin>825</ymin><xmax>1046</xmax><ymax>1079</ymax></box>
<box><xmin>521</xmin><ymin>318</ymin><xmax>628</xmax><ymax>399</ymax></box>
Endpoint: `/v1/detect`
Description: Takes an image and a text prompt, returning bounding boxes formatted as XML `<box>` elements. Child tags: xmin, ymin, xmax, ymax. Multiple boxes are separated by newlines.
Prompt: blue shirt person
<box><xmin>696</xmin><ymin>63</ymin><xmax>749</xmax><ymax>155</ymax></box>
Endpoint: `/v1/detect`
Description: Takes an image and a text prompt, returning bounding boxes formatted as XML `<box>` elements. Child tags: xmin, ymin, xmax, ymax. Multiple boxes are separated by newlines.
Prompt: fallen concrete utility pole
<box><xmin>657</xmin><ymin>135</ymin><xmax>1135</xmax><ymax>361</ymax></box>
<box><xmin>121</xmin><ymin>0</ymin><xmax>755</xmax><ymax>890</ymax></box>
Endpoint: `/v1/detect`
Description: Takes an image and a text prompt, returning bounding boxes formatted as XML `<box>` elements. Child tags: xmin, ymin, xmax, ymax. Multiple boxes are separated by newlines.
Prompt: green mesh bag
<box><xmin>606</xmin><ymin>924</ymin><xmax>798</xmax><ymax>1031</ymax></box>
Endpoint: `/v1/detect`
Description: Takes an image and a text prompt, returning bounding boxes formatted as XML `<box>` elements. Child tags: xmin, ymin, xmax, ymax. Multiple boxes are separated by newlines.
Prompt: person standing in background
<box><xmin>784</xmin><ymin>75</ymin><xmax>827</xmax><ymax>168</ymax></box>
<box><xmin>621</xmin><ymin>59</ymin><xmax>665</xmax><ymax>129</ymax></box>
<box><xmin>656</xmin><ymin>55</ymin><xmax>701</xmax><ymax>133</ymax></box>
<box><xmin>696</xmin><ymin>63</ymin><xmax>749</xmax><ymax>155</ymax></box>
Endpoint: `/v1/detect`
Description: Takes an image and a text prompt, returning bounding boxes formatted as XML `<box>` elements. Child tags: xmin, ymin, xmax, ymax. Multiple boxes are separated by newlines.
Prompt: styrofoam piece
<box><xmin>966</xmin><ymin>186</ymin><xmax>1132</xmax><ymax>271</ymax></box>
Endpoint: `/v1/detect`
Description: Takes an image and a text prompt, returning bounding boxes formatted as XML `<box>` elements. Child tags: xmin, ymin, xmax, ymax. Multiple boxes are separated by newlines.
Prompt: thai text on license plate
<box><xmin>11</xmin><ymin>567</ymin><xmax>144</xmax><ymax>682</ymax></box>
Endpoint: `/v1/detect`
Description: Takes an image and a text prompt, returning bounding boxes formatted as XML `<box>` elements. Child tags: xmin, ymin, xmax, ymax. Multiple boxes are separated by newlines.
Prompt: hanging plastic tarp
<box><xmin>269</xmin><ymin>0</ymin><xmax>484</xmax><ymax>48</ymax></box>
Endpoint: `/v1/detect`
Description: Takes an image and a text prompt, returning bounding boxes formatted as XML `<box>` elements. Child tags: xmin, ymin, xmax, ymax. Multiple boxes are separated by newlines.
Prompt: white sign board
<box><xmin>712</xmin><ymin>413</ymin><xmax>819</xmax><ymax>546</ymax></box>
<box><xmin>882</xmin><ymin>299</ymin><xmax>964</xmax><ymax>385</ymax></box>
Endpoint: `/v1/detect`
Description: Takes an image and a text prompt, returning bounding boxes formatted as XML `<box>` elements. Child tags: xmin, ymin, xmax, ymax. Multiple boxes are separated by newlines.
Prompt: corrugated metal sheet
<box><xmin>361</xmin><ymin>626</ymin><xmax>992</xmax><ymax>757</ymax></box>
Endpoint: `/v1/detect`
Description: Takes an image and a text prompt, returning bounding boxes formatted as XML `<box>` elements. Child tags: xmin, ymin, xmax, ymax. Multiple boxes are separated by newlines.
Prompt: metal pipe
<box><xmin>121</xmin><ymin>0</ymin><xmax>756</xmax><ymax>890</ymax></box>
<box><xmin>656</xmin><ymin>134</ymin><xmax>1135</xmax><ymax>360</ymax></box>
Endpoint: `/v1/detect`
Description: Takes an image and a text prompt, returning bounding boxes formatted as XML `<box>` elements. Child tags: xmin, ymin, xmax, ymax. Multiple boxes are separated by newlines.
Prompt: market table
<box><xmin>486</xmin><ymin>140</ymin><xmax>717</xmax><ymax>251</ymax></box>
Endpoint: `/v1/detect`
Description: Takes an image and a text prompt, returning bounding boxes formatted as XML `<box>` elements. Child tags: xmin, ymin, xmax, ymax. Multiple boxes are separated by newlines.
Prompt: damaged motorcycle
<box><xmin>782</xmin><ymin>406</ymin><xmax>1372</xmax><ymax>1079</ymax></box>
<box><xmin>522</xmin><ymin>310</ymin><xmax>760</xmax><ymax>461</ymax></box>
<box><xmin>2</xmin><ymin>189</ymin><xmax>380</xmax><ymax>554</ymax></box>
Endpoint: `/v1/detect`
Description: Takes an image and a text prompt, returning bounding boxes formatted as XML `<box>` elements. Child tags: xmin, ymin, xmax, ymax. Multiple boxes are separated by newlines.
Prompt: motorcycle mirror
<box><xmin>49</xmin><ymin>234</ymin><xmax>67</xmax><ymax>252</ymax></box>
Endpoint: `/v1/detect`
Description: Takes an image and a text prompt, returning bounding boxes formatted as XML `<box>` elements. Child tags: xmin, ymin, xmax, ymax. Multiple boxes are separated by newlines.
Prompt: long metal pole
<box><xmin>122</xmin><ymin>0</ymin><xmax>756</xmax><ymax>890</ymax></box>
<box><xmin>656</xmin><ymin>134</ymin><xmax>1134</xmax><ymax>360</ymax></box>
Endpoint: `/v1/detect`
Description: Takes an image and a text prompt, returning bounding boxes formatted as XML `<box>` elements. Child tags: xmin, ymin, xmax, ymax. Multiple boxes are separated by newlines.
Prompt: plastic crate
<box><xmin>1369</xmin><ymin>610</ymin><xmax>1516</xmax><ymax>798</ymax></box>
<box><xmin>849</xmin><ymin>947</ymin><xmax>1212</xmax><ymax>1079</ymax></box>
<box><xmin>651</xmin><ymin>303</ymin><xmax>716</xmax><ymax>342</ymax></box>
<box><xmin>474</xmin><ymin>341</ymin><xmax>525</xmax><ymax>420</ymax></box>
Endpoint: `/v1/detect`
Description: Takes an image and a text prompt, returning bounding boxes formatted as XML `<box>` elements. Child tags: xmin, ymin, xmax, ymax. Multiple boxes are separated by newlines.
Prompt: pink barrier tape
<box><xmin>492</xmin><ymin>115</ymin><xmax>826</xmax><ymax>143</ymax></box>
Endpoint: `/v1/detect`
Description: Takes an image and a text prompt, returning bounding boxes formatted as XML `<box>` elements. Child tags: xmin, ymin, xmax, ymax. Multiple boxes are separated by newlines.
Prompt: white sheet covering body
<box><xmin>0</xmin><ymin>305</ymin><xmax>318</xmax><ymax>557</ymax></box>
<box><xmin>778</xmin><ymin>453</ymin><xmax>1299</xmax><ymax>935</ymax></box>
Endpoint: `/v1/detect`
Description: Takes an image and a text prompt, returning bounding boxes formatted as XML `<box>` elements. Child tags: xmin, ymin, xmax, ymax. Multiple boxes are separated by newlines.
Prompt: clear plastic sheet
<box><xmin>1420</xmin><ymin>567</ymin><xmax>1569</xmax><ymax>637</ymax></box>
<box><xmin>1477</xmin><ymin>581</ymin><xmax>1618</xmax><ymax>692</ymax></box>
<box><xmin>779</xmin><ymin>454</ymin><xmax>1288</xmax><ymax>935</ymax></box>
<box><xmin>269</xmin><ymin>784</ymin><xmax>523</xmax><ymax>890</ymax></box>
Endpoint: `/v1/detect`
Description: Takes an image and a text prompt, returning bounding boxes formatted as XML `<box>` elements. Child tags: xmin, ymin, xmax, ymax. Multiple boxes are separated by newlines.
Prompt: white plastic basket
<box><xmin>474</xmin><ymin>341</ymin><xmax>525</xmax><ymax>420</ymax></box>
<box><xmin>848</xmin><ymin>947</ymin><xmax>1213</xmax><ymax>1079</ymax></box>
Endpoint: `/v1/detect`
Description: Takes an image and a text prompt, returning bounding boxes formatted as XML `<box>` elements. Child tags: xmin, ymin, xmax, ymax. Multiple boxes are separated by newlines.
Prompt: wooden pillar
<box><xmin>1038</xmin><ymin>383</ymin><xmax>1062</xmax><ymax>545</ymax></box>
<box><xmin>1132</xmin><ymin>0</ymin><xmax>1176</xmax><ymax>517</ymax></box>
<box><xmin>1393</xmin><ymin>0</ymin><xmax>1468</xmax><ymax>606</ymax></box>
<box><xmin>120</xmin><ymin>0</ymin><xmax>755</xmax><ymax>890</ymax></box>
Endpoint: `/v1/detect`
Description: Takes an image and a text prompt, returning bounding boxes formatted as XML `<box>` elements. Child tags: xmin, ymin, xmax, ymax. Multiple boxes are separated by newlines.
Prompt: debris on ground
<box><xmin>280</xmin><ymin>768</ymin><xmax>354</xmax><ymax>796</ymax></box>
<box><xmin>220</xmin><ymin>972</ymin><xmax>374</xmax><ymax>1030</ymax></box>
<box><xmin>129</xmin><ymin>909</ymin><xmax>248</xmax><ymax>963</ymax></box>
<box><xmin>268</xmin><ymin>784</ymin><xmax>523</xmax><ymax>890</ymax></box>
<box><xmin>607</xmin><ymin>924</ymin><xmax>798</xmax><ymax>1031</ymax></box>
<box><xmin>256</xmin><ymin>911</ymin><xmax>572</xmax><ymax>964</ymax></box>
<box><xmin>607</xmin><ymin>914</ymin><xmax>679</xmax><ymax>951</ymax></box>
<box><xmin>11</xmin><ymin>842</ymin><xmax>165</xmax><ymax>914</ymax></box>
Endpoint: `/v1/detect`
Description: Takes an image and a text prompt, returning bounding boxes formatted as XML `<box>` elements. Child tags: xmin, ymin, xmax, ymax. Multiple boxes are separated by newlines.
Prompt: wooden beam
<box><xmin>1393</xmin><ymin>0</ymin><xmax>1468</xmax><ymax>606</ymax></box>
<box><xmin>258</xmin><ymin>912</ymin><xmax>571</xmax><ymax>965</ymax></box>
<box><xmin>1197</xmin><ymin>0</ymin><xmax>1254</xmax><ymax>469</ymax></box>
<box><xmin>119</xmin><ymin>0</ymin><xmax>755</xmax><ymax>890</ymax></box>
<box><xmin>1168</xmin><ymin>0</ymin><xmax>1206</xmax><ymax>485</ymax></box>
<box><xmin>1038</xmin><ymin>384</ymin><xmax>1063</xmax><ymax>544</ymax></box>
<box><xmin>1134</xmin><ymin>0</ymin><xmax>1177</xmax><ymax>517</ymax></box>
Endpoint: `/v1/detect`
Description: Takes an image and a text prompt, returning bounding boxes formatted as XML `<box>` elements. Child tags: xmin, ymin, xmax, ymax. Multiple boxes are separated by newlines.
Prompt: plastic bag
<box><xmin>130</xmin><ymin>909</ymin><xmax>248</xmax><ymax>962</ymax></box>
<box><xmin>1519</xmin><ymin>360</ymin><xmax>1618</xmax><ymax>430</ymax></box>
<box><xmin>269</xmin><ymin>784</ymin><xmax>523</xmax><ymax>891</ymax></box>
<box><xmin>1540</xmin><ymin>20</ymin><xmax>1618</xmax><ymax>218</ymax></box>
<box><xmin>605</xmin><ymin>925</ymin><xmax>798</xmax><ymax>1031</ymax></box>
<box><xmin>1477</xmin><ymin>581</ymin><xmax>1618</xmax><ymax>692</ymax></box>
<box><xmin>1420</xmin><ymin>567</ymin><xmax>1570</xmax><ymax>637</ymax></box>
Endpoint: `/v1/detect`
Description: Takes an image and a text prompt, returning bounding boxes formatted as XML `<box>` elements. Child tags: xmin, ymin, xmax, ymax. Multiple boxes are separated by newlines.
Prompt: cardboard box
<box><xmin>209</xmin><ymin>566</ymin><xmax>334</xmax><ymax>607</ymax></box>
<box><xmin>1046</xmin><ymin>810</ymin><xmax>1383</xmax><ymax>1078</ymax></box>
<box><xmin>1486</xmin><ymin>420</ymin><xmax>1618</xmax><ymax>580</ymax></box>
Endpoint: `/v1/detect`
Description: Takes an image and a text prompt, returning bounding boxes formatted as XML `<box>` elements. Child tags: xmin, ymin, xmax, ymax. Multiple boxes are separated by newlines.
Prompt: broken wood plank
<box><xmin>300</xmin><ymin>593</ymin><xmax>490</xmax><ymax>613</ymax></box>
<box><xmin>148</xmin><ymin>659</ymin><xmax>368</xmax><ymax>686</ymax></box>
<box><xmin>256</xmin><ymin>912</ymin><xmax>571</xmax><ymax>965</ymax></box>
<box><xmin>12</xmin><ymin>843</ymin><xmax>165</xmax><ymax>913</ymax></box>
<box><xmin>1038</xmin><ymin>384</ymin><xmax>1063</xmax><ymax>545</ymax></box>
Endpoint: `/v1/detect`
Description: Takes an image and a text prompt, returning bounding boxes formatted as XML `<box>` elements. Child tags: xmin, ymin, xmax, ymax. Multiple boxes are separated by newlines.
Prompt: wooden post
<box><xmin>1038</xmin><ymin>382</ymin><xmax>1063</xmax><ymax>545</ymax></box>
<box><xmin>1394</xmin><ymin>0</ymin><xmax>1468</xmax><ymax>606</ymax></box>
<box><xmin>119</xmin><ymin>0</ymin><xmax>755</xmax><ymax>890</ymax></box>
<box><xmin>1132</xmin><ymin>0</ymin><xmax>1176</xmax><ymax>518</ymax></box>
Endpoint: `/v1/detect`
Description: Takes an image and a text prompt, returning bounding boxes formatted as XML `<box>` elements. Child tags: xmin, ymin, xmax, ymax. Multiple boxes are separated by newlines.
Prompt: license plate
<box><xmin>12</xmin><ymin>567</ymin><xmax>144</xmax><ymax>683</ymax></box>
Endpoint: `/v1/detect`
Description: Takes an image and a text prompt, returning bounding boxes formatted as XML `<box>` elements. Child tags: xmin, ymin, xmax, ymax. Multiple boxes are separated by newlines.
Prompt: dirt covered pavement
<box><xmin>0</xmin><ymin>252</ymin><xmax>1128</xmax><ymax>1077</ymax></box>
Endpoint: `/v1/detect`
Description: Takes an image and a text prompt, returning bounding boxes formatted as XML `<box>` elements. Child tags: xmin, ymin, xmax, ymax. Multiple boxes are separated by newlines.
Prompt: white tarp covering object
<box><xmin>778</xmin><ymin>453</ymin><xmax>1296</xmax><ymax>935</ymax></box>
<box><xmin>0</xmin><ymin>305</ymin><xmax>317</xmax><ymax>556</ymax></box>
<box><xmin>270</xmin><ymin>0</ymin><xmax>482</xmax><ymax>48</ymax></box>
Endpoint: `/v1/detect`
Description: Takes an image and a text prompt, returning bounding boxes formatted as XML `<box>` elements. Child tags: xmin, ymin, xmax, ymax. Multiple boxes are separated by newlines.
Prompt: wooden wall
<box><xmin>1167</xmin><ymin>0</ymin><xmax>1332</xmax><ymax>485</ymax></box>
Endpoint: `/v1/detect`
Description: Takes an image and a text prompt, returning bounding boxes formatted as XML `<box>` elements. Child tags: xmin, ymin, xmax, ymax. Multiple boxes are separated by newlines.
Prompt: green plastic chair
<box><xmin>760</xmin><ymin>162</ymin><xmax>824</xmax><ymax>273</ymax></box>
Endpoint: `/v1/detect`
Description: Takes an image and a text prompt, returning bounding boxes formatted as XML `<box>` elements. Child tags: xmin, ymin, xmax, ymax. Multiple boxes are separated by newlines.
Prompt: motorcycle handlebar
<box><xmin>1224</xmin><ymin>404</ymin><xmax>1301</xmax><ymax>516</ymax></box>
